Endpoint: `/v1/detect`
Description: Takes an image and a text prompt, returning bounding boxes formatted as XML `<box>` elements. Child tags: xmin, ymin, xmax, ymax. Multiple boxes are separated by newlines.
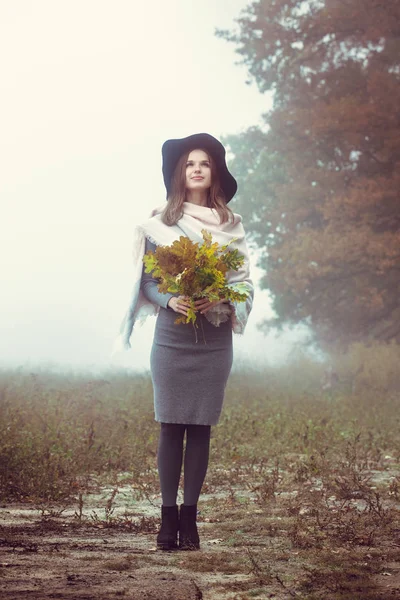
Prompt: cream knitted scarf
<box><xmin>113</xmin><ymin>201</ymin><xmax>254</xmax><ymax>352</ymax></box>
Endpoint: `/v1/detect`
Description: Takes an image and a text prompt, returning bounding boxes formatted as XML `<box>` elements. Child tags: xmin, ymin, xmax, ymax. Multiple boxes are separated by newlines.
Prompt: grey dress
<box><xmin>140</xmin><ymin>238</ymin><xmax>233</xmax><ymax>426</ymax></box>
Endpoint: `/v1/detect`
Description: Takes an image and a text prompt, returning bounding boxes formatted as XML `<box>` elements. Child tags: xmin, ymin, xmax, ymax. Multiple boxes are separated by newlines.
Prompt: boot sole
<box><xmin>179</xmin><ymin>542</ymin><xmax>200</xmax><ymax>551</ymax></box>
<box><xmin>157</xmin><ymin>542</ymin><xmax>178</xmax><ymax>551</ymax></box>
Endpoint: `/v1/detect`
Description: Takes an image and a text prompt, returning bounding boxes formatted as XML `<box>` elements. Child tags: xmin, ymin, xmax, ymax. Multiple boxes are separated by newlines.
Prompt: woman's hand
<box><xmin>167</xmin><ymin>296</ymin><xmax>193</xmax><ymax>316</ymax></box>
<box><xmin>193</xmin><ymin>297</ymin><xmax>228</xmax><ymax>315</ymax></box>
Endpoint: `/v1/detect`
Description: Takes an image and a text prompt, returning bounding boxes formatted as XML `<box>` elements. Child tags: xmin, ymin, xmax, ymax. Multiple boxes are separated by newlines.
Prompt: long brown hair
<box><xmin>161</xmin><ymin>148</ymin><xmax>234</xmax><ymax>226</ymax></box>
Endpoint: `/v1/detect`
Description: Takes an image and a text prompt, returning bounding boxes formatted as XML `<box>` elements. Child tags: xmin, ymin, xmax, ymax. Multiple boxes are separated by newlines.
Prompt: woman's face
<box><xmin>185</xmin><ymin>149</ymin><xmax>212</xmax><ymax>192</ymax></box>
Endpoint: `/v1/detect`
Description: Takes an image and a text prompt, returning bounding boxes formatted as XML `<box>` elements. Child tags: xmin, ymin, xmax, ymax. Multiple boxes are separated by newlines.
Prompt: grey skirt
<box><xmin>150</xmin><ymin>306</ymin><xmax>233</xmax><ymax>426</ymax></box>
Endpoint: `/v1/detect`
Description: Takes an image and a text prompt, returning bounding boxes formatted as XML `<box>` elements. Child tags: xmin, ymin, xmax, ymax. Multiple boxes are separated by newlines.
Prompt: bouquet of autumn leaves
<box><xmin>143</xmin><ymin>229</ymin><xmax>249</xmax><ymax>327</ymax></box>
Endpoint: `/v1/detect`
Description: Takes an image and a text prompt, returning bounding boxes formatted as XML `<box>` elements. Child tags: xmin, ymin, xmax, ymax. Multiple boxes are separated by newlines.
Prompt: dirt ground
<box><xmin>1</xmin><ymin>484</ymin><xmax>400</xmax><ymax>600</ymax></box>
<box><xmin>2</xmin><ymin>494</ymin><xmax>201</xmax><ymax>600</ymax></box>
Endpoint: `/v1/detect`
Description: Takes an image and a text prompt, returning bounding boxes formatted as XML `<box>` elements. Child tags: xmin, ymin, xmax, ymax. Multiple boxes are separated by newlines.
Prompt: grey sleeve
<box><xmin>140</xmin><ymin>239</ymin><xmax>175</xmax><ymax>309</ymax></box>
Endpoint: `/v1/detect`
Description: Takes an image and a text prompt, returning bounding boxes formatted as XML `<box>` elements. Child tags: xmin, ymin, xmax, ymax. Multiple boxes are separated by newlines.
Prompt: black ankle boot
<box><xmin>157</xmin><ymin>505</ymin><xmax>179</xmax><ymax>551</ymax></box>
<box><xmin>179</xmin><ymin>504</ymin><xmax>200</xmax><ymax>550</ymax></box>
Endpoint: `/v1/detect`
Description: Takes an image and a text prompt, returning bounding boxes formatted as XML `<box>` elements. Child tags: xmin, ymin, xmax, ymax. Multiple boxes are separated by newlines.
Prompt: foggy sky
<box><xmin>0</xmin><ymin>0</ymin><xmax>313</xmax><ymax>372</ymax></box>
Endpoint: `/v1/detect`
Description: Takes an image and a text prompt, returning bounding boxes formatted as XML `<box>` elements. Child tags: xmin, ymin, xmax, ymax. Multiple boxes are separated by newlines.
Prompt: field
<box><xmin>0</xmin><ymin>344</ymin><xmax>399</xmax><ymax>599</ymax></box>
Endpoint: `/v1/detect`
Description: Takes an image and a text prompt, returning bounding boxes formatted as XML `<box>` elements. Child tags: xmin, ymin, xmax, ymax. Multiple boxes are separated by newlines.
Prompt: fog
<box><xmin>1</xmin><ymin>0</ymin><xmax>316</xmax><ymax>374</ymax></box>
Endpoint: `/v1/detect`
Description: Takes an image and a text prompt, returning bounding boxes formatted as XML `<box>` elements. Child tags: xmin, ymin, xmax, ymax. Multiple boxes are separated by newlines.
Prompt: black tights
<box><xmin>157</xmin><ymin>423</ymin><xmax>211</xmax><ymax>506</ymax></box>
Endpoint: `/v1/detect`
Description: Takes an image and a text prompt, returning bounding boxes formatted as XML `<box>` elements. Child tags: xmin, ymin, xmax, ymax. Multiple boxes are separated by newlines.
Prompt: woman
<box><xmin>115</xmin><ymin>133</ymin><xmax>254</xmax><ymax>551</ymax></box>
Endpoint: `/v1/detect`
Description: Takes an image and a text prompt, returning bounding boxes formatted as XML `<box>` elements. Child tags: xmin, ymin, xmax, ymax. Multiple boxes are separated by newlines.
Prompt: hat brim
<box><xmin>162</xmin><ymin>133</ymin><xmax>237</xmax><ymax>203</ymax></box>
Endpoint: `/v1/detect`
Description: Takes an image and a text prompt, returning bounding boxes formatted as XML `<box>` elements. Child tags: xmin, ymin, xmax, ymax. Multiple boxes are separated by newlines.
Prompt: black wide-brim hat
<box><xmin>161</xmin><ymin>132</ymin><xmax>238</xmax><ymax>203</ymax></box>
